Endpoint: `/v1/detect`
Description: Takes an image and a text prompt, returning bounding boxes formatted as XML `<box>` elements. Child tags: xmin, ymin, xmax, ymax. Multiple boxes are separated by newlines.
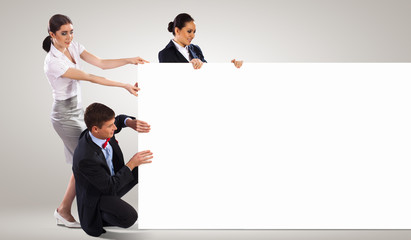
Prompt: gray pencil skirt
<box><xmin>51</xmin><ymin>95</ymin><xmax>86</xmax><ymax>164</ymax></box>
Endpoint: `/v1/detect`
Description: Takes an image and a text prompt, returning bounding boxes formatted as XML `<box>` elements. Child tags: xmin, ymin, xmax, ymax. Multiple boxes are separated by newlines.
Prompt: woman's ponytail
<box><xmin>42</xmin><ymin>35</ymin><xmax>52</xmax><ymax>52</ymax></box>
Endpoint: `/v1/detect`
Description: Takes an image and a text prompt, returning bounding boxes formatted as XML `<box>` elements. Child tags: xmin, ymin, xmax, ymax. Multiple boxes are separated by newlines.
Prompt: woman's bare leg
<box><xmin>56</xmin><ymin>173</ymin><xmax>77</xmax><ymax>222</ymax></box>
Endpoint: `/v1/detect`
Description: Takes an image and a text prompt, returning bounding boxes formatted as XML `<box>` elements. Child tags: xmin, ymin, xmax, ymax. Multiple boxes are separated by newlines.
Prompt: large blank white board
<box><xmin>137</xmin><ymin>63</ymin><xmax>411</xmax><ymax>229</ymax></box>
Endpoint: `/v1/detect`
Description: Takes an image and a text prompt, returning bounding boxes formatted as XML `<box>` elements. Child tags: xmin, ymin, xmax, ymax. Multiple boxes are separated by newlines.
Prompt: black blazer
<box><xmin>158</xmin><ymin>40</ymin><xmax>207</xmax><ymax>63</ymax></box>
<box><xmin>72</xmin><ymin>114</ymin><xmax>138</xmax><ymax>237</ymax></box>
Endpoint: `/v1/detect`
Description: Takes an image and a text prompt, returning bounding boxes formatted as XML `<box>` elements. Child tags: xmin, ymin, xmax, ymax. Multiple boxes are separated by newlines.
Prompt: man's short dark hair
<box><xmin>84</xmin><ymin>103</ymin><xmax>115</xmax><ymax>131</ymax></box>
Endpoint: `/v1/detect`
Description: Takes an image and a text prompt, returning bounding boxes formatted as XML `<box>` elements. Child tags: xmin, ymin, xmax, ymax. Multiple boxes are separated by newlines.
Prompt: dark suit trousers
<box><xmin>100</xmin><ymin>196</ymin><xmax>137</xmax><ymax>228</ymax></box>
<box><xmin>100</xmin><ymin>173</ymin><xmax>139</xmax><ymax>228</ymax></box>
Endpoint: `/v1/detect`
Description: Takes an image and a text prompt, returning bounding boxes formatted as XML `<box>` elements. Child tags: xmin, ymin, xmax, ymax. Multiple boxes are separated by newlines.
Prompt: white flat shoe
<box><xmin>54</xmin><ymin>209</ymin><xmax>81</xmax><ymax>228</ymax></box>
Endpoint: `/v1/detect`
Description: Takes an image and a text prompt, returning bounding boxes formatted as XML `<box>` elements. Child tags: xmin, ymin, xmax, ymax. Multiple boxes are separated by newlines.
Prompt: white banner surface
<box><xmin>137</xmin><ymin>63</ymin><xmax>411</xmax><ymax>229</ymax></box>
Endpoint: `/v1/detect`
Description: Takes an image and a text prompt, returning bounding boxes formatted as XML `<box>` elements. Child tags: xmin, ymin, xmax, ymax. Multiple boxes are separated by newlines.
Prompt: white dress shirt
<box><xmin>44</xmin><ymin>41</ymin><xmax>85</xmax><ymax>101</ymax></box>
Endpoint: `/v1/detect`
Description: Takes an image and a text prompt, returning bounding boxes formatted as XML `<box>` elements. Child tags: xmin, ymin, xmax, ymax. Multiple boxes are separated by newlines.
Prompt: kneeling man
<box><xmin>73</xmin><ymin>102</ymin><xmax>153</xmax><ymax>236</ymax></box>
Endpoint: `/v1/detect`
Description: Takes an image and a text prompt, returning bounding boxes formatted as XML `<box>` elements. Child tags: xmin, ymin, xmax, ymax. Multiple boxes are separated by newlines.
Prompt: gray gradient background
<box><xmin>1</xmin><ymin>0</ymin><xmax>411</xmax><ymax>239</ymax></box>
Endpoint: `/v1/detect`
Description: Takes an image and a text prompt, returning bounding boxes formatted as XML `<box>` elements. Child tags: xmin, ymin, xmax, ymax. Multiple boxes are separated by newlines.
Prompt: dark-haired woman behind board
<box><xmin>158</xmin><ymin>13</ymin><xmax>243</xmax><ymax>69</ymax></box>
<box><xmin>43</xmin><ymin>14</ymin><xmax>150</xmax><ymax>228</ymax></box>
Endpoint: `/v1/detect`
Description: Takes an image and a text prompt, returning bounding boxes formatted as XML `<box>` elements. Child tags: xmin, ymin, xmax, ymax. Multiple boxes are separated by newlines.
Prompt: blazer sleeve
<box><xmin>116</xmin><ymin>167</ymin><xmax>139</xmax><ymax>197</ymax></box>
<box><xmin>158</xmin><ymin>49</ymin><xmax>168</xmax><ymax>62</ymax></box>
<box><xmin>77</xmin><ymin>156</ymin><xmax>135</xmax><ymax>196</ymax></box>
<box><xmin>159</xmin><ymin>48</ymin><xmax>183</xmax><ymax>62</ymax></box>
<box><xmin>114</xmin><ymin>114</ymin><xmax>135</xmax><ymax>134</ymax></box>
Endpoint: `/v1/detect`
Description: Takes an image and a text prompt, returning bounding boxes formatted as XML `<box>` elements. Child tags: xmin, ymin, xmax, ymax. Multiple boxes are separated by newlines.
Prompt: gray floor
<box><xmin>2</xmin><ymin>208</ymin><xmax>411</xmax><ymax>240</ymax></box>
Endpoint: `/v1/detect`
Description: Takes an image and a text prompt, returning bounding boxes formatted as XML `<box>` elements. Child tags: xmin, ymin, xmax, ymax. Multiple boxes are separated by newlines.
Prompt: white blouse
<box><xmin>44</xmin><ymin>41</ymin><xmax>85</xmax><ymax>101</ymax></box>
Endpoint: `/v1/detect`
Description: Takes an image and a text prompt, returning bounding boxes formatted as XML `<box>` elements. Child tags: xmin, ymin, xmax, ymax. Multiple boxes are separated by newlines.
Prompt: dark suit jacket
<box><xmin>158</xmin><ymin>40</ymin><xmax>207</xmax><ymax>63</ymax></box>
<box><xmin>72</xmin><ymin>114</ymin><xmax>138</xmax><ymax>237</ymax></box>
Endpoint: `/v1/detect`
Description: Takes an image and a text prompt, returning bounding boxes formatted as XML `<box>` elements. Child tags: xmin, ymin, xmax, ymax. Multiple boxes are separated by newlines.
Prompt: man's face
<box><xmin>93</xmin><ymin>118</ymin><xmax>117</xmax><ymax>139</ymax></box>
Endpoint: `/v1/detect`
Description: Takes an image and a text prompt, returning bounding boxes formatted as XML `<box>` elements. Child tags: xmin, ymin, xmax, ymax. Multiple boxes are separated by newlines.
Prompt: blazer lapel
<box><xmin>188</xmin><ymin>45</ymin><xmax>198</xmax><ymax>60</ymax></box>
<box><xmin>109</xmin><ymin>137</ymin><xmax>124</xmax><ymax>172</ymax></box>
<box><xmin>175</xmin><ymin>48</ymin><xmax>189</xmax><ymax>62</ymax></box>
<box><xmin>85</xmin><ymin>132</ymin><xmax>112</xmax><ymax>175</ymax></box>
<box><xmin>167</xmin><ymin>40</ymin><xmax>189</xmax><ymax>62</ymax></box>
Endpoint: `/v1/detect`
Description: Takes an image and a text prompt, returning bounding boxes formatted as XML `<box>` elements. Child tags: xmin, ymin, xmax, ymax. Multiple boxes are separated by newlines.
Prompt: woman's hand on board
<box><xmin>190</xmin><ymin>58</ymin><xmax>204</xmax><ymax>69</ymax></box>
<box><xmin>124</xmin><ymin>82</ymin><xmax>140</xmax><ymax>96</ymax></box>
<box><xmin>128</xmin><ymin>57</ymin><xmax>150</xmax><ymax>65</ymax></box>
<box><xmin>231</xmin><ymin>59</ymin><xmax>243</xmax><ymax>68</ymax></box>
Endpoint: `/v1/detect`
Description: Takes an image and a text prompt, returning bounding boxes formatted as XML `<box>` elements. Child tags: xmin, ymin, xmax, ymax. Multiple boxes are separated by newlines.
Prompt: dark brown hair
<box><xmin>168</xmin><ymin>13</ymin><xmax>194</xmax><ymax>36</ymax></box>
<box><xmin>84</xmin><ymin>103</ymin><xmax>115</xmax><ymax>131</ymax></box>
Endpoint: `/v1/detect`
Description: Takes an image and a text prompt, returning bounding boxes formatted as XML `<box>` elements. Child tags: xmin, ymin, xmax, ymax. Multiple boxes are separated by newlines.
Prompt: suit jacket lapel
<box><xmin>175</xmin><ymin>48</ymin><xmax>189</xmax><ymax>62</ymax></box>
<box><xmin>85</xmin><ymin>132</ymin><xmax>112</xmax><ymax>175</ymax></box>
<box><xmin>167</xmin><ymin>40</ymin><xmax>189</xmax><ymax>62</ymax></box>
<box><xmin>188</xmin><ymin>45</ymin><xmax>198</xmax><ymax>60</ymax></box>
<box><xmin>110</xmin><ymin>137</ymin><xmax>123</xmax><ymax>172</ymax></box>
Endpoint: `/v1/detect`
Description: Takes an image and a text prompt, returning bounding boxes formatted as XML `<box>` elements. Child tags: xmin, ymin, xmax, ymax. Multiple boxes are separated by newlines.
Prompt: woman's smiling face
<box><xmin>174</xmin><ymin>21</ymin><xmax>196</xmax><ymax>47</ymax></box>
<box><xmin>50</xmin><ymin>23</ymin><xmax>74</xmax><ymax>50</ymax></box>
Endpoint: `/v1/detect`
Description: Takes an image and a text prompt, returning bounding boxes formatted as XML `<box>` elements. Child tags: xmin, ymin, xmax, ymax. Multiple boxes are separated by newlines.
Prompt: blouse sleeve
<box><xmin>71</xmin><ymin>41</ymin><xmax>86</xmax><ymax>54</ymax></box>
<box><xmin>78</xmin><ymin>42</ymin><xmax>86</xmax><ymax>54</ymax></box>
<box><xmin>47</xmin><ymin>59</ymin><xmax>69</xmax><ymax>79</ymax></box>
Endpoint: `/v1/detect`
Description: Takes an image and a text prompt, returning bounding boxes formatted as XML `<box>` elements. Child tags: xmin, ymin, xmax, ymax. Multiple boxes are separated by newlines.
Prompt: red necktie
<box><xmin>102</xmin><ymin>138</ymin><xmax>110</xmax><ymax>149</ymax></box>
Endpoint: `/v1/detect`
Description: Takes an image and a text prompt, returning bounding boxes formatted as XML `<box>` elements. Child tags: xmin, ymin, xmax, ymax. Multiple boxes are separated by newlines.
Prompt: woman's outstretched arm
<box><xmin>80</xmin><ymin>50</ymin><xmax>149</xmax><ymax>70</ymax></box>
<box><xmin>62</xmin><ymin>68</ymin><xmax>140</xmax><ymax>96</ymax></box>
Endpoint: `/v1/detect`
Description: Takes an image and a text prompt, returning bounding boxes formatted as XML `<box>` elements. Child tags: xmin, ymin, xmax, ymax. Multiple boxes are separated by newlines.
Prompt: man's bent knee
<box><xmin>119</xmin><ymin>208</ymin><xmax>138</xmax><ymax>228</ymax></box>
